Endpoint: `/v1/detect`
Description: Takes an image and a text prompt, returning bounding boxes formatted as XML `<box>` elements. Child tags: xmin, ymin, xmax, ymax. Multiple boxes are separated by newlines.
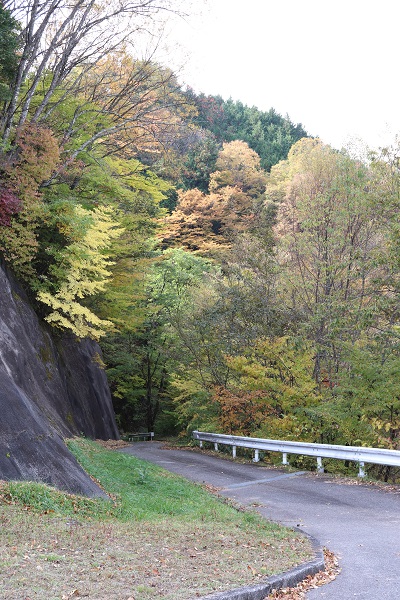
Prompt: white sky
<box><xmin>163</xmin><ymin>0</ymin><xmax>400</xmax><ymax>151</ymax></box>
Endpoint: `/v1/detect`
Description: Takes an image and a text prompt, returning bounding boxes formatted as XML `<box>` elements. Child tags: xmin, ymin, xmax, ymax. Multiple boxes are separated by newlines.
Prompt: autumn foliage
<box><xmin>4</xmin><ymin>0</ymin><xmax>400</xmax><ymax>470</ymax></box>
<box><xmin>213</xmin><ymin>386</ymin><xmax>276</xmax><ymax>436</ymax></box>
<box><xmin>0</xmin><ymin>186</ymin><xmax>20</xmax><ymax>226</ymax></box>
<box><xmin>160</xmin><ymin>140</ymin><xmax>267</xmax><ymax>256</ymax></box>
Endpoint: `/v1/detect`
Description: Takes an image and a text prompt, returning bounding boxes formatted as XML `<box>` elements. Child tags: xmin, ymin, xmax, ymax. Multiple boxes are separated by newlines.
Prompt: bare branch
<box><xmin>1</xmin><ymin>0</ymin><xmax>183</xmax><ymax>140</ymax></box>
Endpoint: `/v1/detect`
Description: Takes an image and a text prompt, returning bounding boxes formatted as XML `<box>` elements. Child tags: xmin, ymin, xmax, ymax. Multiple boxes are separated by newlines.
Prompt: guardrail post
<box><xmin>199</xmin><ymin>440</ymin><xmax>203</xmax><ymax>449</ymax></box>
<box><xmin>214</xmin><ymin>442</ymin><xmax>219</xmax><ymax>452</ymax></box>
<box><xmin>253</xmin><ymin>449</ymin><xmax>259</xmax><ymax>462</ymax></box>
<box><xmin>282</xmin><ymin>452</ymin><xmax>288</xmax><ymax>466</ymax></box>
<box><xmin>358</xmin><ymin>461</ymin><xmax>365</xmax><ymax>478</ymax></box>
<box><xmin>232</xmin><ymin>445</ymin><xmax>236</xmax><ymax>458</ymax></box>
<box><xmin>317</xmin><ymin>456</ymin><xmax>324</xmax><ymax>473</ymax></box>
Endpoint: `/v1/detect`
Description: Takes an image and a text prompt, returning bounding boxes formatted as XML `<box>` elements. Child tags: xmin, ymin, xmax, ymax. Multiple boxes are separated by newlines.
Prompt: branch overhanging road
<box><xmin>120</xmin><ymin>442</ymin><xmax>400</xmax><ymax>599</ymax></box>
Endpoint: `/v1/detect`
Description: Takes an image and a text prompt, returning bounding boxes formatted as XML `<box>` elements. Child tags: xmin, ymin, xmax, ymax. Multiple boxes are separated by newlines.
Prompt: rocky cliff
<box><xmin>0</xmin><ymin>261</ymin><xmax>119</xmax><ymax>497</ymax></box>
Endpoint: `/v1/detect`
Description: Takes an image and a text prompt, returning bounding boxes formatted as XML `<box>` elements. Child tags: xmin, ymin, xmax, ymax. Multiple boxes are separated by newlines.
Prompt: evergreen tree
<box><xmin>0</xmin><ymin>4</ymin><xmax>20</xmax><ymax>103</ymax></box>
<box><xmin>187</xmin><ymin>92</ymin><xmax>308</xmax><ymax>170</ymax></box>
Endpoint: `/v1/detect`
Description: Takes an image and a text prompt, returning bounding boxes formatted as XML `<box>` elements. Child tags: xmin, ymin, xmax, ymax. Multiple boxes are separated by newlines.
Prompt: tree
<box><xmin>54</xmin><ymin>55</ymin><xmax>191</xmax><ymax>165</ymax></box>
<box><xmin>215</xmin><ymin>337</ymin><xmax>321</xmax><ymax>440</ymax></box>
<box><xmin>188</xmin><ymin>92</ymin><xmax>308</xmax><ymax>170</ymax></box>
<box><xmin>1</xmin><ymin>0</ymin><xmax>181</xmax><ymax>142</ymax></box>
<box><xmin>159</xmin><ymin>187</ymin><xmax>231</xmax><ymax>255</ymax></box>
<box><xmin>177</xmin><ymin>132</ymin><xmax>220</xmax><ymax>193</ymax></box>
<box><xmin>212</xmin><ymin>386</ymin><xmax>276</xmax><ymax>436</ymax></box>
<box><xmin>102</xmin><ymin>248</ymin><xmax>212</xmax><ymax>432</ymax></box>
<box><xmin>209</xmin><ymin>140</ymin><xmax>266</xmax><ymax>198</ymax></box>
<box><xmin>0</xmin><ymin>3</ymin><xmax>21</xmax><ymax>103</ymax></box>
<box><xmin>160</xmin><ymin>141</ymin><xmax>268</xmax><ymax>255</ymax></box>
<box><xmin>271</xmin><ymin>138</ymin><xmax>382</xmax><ymax>385</ymax></box>
<box><xmin>37</xmin><ymin>205</ymin><xmax>123</xmax><ymax>340</ymax></box>
<box><xmin>313</xmin><ymin>338</ymin><xmax>400</xmax><ymax>454</ymax></box>
<box><xmin>0</xmin><ymin>123</ymin><xmax>60</xmax><ymax>279</ymax></box>
<box><xmin>368</xmin><ymin>139</ymin><xmax>400</xmax><ymax>327</ymax></box>
<box><xmin>0</xmin><ymin>186</ymin><xmax>20</xmax><ymax>226</ymax></box>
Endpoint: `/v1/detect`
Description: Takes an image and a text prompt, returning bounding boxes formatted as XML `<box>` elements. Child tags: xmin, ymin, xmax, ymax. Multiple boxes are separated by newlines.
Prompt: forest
<box><xmin>1</xmin><ymin>0</ymin><xmax>400</xmax><ymax>480</ymax></box>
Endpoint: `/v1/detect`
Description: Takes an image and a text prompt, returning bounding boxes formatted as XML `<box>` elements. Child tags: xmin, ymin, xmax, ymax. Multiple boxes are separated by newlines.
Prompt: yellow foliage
<box><xmin>37</xmin><ymin>205</ymin><xmax>123</xmax><ymax>340</ymax></box>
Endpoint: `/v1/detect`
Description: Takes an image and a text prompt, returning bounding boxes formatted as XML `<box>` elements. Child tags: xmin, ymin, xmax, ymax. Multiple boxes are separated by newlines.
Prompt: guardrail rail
<box><xmin>192</xmin><ymin>430</ymin><xmax>400</xmax><ymax>477</ymax></box>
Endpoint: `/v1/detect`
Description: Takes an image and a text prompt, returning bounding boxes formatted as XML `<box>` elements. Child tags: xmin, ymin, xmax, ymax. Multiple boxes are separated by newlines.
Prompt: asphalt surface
<box><xmin>120</xmin><ymin>442</ymin><xmax>400</xmax><ymax>599</ymax></box>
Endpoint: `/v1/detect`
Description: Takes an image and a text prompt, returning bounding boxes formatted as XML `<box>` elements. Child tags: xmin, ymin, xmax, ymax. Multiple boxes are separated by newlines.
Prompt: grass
<box><xmin>0</xmin><ymin>438</ymin><xmax>313</xmax><ymax>600</ymax></box>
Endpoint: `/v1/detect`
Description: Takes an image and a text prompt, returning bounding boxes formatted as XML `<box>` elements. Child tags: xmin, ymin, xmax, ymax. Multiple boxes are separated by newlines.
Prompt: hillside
<box><xmin>1</xmin><ymin>1</ymin><xmax>400</xmax><ymax>488</ymax></box>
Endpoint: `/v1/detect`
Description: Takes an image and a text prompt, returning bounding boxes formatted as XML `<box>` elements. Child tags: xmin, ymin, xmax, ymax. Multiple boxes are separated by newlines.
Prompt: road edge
<box><xmin>197</xmin><ymin>531</ymin><xmax>325</xmax><ymax>600</ymax></box>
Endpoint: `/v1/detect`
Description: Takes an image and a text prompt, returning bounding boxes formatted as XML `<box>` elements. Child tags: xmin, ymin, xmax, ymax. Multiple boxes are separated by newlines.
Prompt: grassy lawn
<box><xmin>0</xmin><ymin>438</ymin><xmax>313</xmax><ymax>600</ymax></box>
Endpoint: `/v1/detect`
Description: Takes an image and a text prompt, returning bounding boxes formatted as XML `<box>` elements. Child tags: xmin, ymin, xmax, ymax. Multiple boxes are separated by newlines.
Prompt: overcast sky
<box><xmin>164</xmin><ymin>0</ymin><xmax>400</xmax><ymax>151</ymax></box>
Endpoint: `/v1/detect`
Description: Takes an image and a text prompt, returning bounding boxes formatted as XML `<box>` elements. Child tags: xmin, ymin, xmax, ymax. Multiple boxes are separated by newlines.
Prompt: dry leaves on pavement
<box><xmin>267</xmin><ymin>549</ymin><xmax>340</xmax><ymax>599</ymax></box>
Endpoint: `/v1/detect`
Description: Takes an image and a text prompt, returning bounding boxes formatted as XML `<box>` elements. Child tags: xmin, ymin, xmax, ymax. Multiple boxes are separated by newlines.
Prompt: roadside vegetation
<box><xmin>0</xmin><ymin>438</ymin><xmax>313</xmax><ymax>600</ymax></box>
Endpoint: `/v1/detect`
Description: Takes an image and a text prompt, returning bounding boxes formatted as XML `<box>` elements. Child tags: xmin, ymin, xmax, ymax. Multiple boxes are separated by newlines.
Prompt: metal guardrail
<box><xmin>192</xmin><ymin>430</ymin><xmax>400</xmax><ymax>477</ymax></box>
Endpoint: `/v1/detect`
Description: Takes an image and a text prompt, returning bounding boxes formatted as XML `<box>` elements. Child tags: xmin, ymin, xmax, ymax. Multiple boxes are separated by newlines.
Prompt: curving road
<box><xmin>120</xmin><ymin>442</ymin><xmax>400</xmax><ymax>599</ymax></box>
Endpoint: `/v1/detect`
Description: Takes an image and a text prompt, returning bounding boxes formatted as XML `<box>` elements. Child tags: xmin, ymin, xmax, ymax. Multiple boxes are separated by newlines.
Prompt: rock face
<box><xmin>0</xmin><ymin>261</ymin><xmax>119</xmax><ymax>497</ymax></box>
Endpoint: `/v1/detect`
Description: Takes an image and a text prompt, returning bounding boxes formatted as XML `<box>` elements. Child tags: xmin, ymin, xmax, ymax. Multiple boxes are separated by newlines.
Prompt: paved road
<box><xmin>121</xmin><ymin>443</ymin><xmax>400</xmax><ymax>599</ymax></box>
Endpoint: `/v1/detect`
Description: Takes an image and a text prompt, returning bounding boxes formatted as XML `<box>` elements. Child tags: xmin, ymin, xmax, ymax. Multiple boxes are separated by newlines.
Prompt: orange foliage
<box><xmin>0</xmin><ymin>124</ymin><xmax>60</xmax><ymax>277</ymax></box>
<box><xmin>159</xmin><ymin>188</ymin><xmax>231</xmax><ymax>256</ymax></box>
<box><xmin>160</xmin><ymin>141</ymin><xmax>267</xmax><ymax>257</ymax></box>
<box><xmin>7</xmin><ymin>124</ymin><xmax>60</xmax><ymax>185</ymax></box>
<box><xmin>213</xmin><ymin>386</ymin><xmax>276</xmax><ymax>436</ymax></box>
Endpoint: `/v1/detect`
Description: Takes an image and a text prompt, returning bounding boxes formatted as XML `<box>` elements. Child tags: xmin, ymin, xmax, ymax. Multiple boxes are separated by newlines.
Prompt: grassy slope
<box><xmin>0</xmin><ymin>438</ymin><xmax>313</xmax><ymax>600</ymax></box>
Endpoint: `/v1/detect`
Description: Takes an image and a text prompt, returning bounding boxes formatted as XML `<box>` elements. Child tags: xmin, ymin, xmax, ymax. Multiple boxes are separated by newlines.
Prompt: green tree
<box><xmin>0</xmin><ymin>4</ymin><xmax>20</xmax><ymax>103</ymax></box>
<box><xmin>178</xmin><ymin>133</ymin><xmax>220</xmax><ymax>193</ymax></box>
<box><xmin>187</xmin><ymin>92</ymin><xmax>308</xmax><ymax>170</ymax></box>
<box><xmin>102</xmin><ymin>249</ymin><xmax>212</xmax><ymax>432</ymax></box>
<box><xmin>217</xmin><ymin>337</ymin><xmax>321</xmax><ymax>440</ymax></box>
<box><xmin>312</xmin><ymin>337</ymin><xmax>400</xmax><ymax>474</ymax></box>
<box><xmin>271</xmin><ymin>138</ymin><xmax>382</xmax><ymax>386</ymax></box>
